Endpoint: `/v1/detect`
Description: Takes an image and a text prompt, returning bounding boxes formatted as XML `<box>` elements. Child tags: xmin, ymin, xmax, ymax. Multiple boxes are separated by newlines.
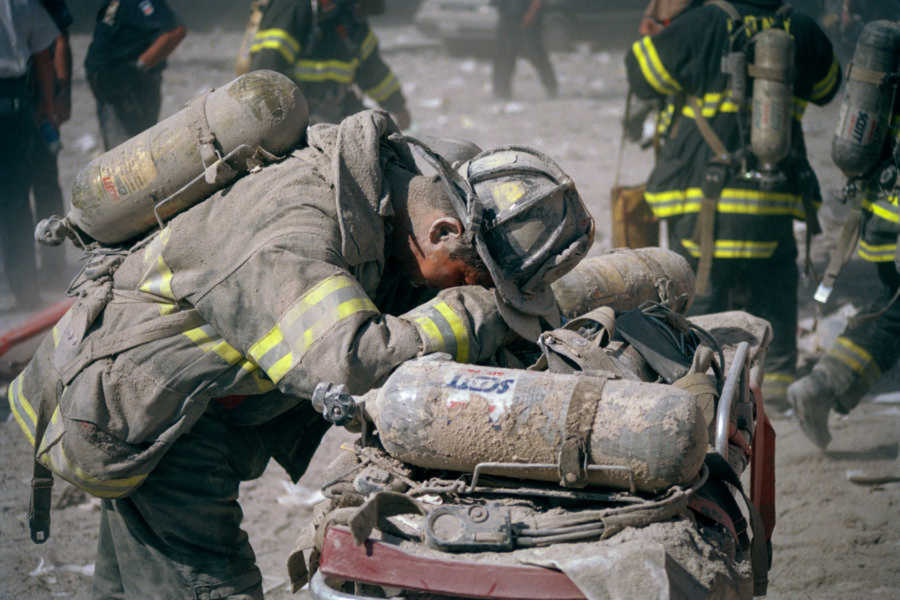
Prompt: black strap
<box><xmin>705</xmin><ymin>453</ymin><xmax>771</xmax><ymax>595</ymax></box>
<box><xmin>28</xmin><ymin>461</ymin><xmax>53</xmax><ymax>544</ymax></box>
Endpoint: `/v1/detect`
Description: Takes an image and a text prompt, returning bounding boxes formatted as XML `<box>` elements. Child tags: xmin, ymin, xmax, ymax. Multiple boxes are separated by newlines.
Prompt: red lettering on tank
<box><xmin>102</xmin><ymin>176</ymin><xmax>120</xmax><ymax>201</ymax></box>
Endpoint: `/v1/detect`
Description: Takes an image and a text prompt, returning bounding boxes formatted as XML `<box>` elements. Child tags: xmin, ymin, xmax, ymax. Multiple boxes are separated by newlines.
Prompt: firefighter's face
<box><xmin>405</xmin><ymin>214</ymin><xmax>491</xmax><ymax>289</ymax></box>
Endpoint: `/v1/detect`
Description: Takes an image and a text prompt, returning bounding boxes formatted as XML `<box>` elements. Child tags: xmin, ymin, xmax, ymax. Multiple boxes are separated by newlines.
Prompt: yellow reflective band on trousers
<box><xmin>8</xmin><ymin>373</ymin><xmax>147</xmax><ymax>497</ymax></box>
<box><xmin>632</xmin><ymin>36</ymin><xmax>681</xmax><ymax>96</ymax></box>
<box><xmin>407</xmin><ymin>300</ymin><xmax>470</xmax><ymax>363</ymax></box>
<box><xmin>645</xmin><ymin>187</ymin><xmax>805</xmax><ymax>218</ymax></box>
<box><xmin>681</xmin><ymin>93</ymin><xmax>807</xmax><ymax>121</ymax></box>
<box><xmin>294</xmin><ymin>58</ymin><xmax>357</xmax><ymax>84</ymax></box>
<box><xmin>359</xmin><ymin>30</ymin><xmax>378</xmax><ymax>60</ymax></box>
<box><xmin>762</xmin><ymin>372</ymin><xmax>794</xmax><ymax>400</ymax></box>
<box><xmin>858</xmin><ymin>240</ymin><xmax>897</xmax><ymax>262</ymax></box>
<box><xmin>861</xmin><ymin>194</ymin><xmax>899</xmax><ymax>224</ymax></box>
<box><xmin>681</xmin><ymin>238</ymin><xmax>778</xmax><ymax>259</ymax></box>
<box><xmin>247</xmin><ymin>274</ymin><xmax>378</xmax><ymax>384</ymax></box>
<box><xmin>8</xmin><ymin>372</ymin><xmax>37</xmax><ymax>446</ymax></box>
<box><xmin>364</xmin><ymin>72</ymin><xmax>400</xmax><ymax>103</ymax></box>
<box><xmin>827</xmin><ymin>337</ymin><xmax>880</xmax><ymax>380</ymax></box>
<box><xmin>811</xmin><ymin>58</ymin><xmax>840</xmax><ymax>102</ymax></box>
<box><xmin>250</xmin><ymin>28</ymin><xmax>301</xmax><ymax>64</ymax></box>
<box><xmin>37</xmin><ymin>406</ymin><xmax>147</xmax><ymax>498</ymax></box>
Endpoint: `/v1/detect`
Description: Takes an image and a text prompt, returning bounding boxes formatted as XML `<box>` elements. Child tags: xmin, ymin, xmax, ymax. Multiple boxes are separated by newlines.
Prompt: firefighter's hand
<box><xmin>392</xmin><ymin>107</ymin><xmax>411</xmax><ymax>130</ymax></box>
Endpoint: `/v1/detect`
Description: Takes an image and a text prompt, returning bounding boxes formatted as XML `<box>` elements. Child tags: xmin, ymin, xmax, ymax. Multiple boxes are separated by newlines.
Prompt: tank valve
<box><xmin>34</xmin><ymin>215</ymin><xmax>70</xmax><ymax>247</ymax></box>
<box><xmin>311</xmin><ymin>382</ymin><xmax>358</xmax><ymax>426</ymax></box>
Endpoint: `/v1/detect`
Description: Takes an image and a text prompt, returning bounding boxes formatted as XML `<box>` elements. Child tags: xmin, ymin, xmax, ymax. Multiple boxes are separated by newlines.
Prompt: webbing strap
<box><xmin>819</xmin><ymin>209</ymin><xmax>862</xmax><ymax>297</ymax></box>
<box><xmin>687</xmin><ymin>95</ymin><xmax>732</xmax><ymax>296</ymax></box>
<box><xmin>29</xmin><ymin>374</ymin><xmax>59</xmax><ymax>544</ymax></box>
<box><xmin>847</xmin><ymin>63</ymin><xmax>889</xmax><ymax>86</ymax></box>
<box><xmin>29</xmin><ymin>460</ymin><xmax>53</xmax><ymax>544</ymax></box>
<box><xmin>558</xmin><ymin>376</ymin><xmax>607</xmax><ymax>488</ymax></box>
<box><xmin>704</xmin><ymin>0</ymin><xmax>741</xmax><ymax>20</ymax></box>
<box><xmin>60</xmin><ymin>310</ymin><xmax>206</xmax><ymax>384</ymax></box>
<box><xmin>688</xmin><ymin>96</ymin><xmax>730</xmax><ymax>161</ymax></box>
<box><xmin>695</xmin><ymin>193</ymin><xmax>718</xmax><ymax>296</ymax></box>
<box><xmin>190</xmin><ymin>90</ymin><xmax>238</xmax><ymax>185</ymax></box>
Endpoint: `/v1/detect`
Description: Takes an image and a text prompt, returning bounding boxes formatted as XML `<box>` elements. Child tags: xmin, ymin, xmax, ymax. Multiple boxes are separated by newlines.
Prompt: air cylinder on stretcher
<box><xmin>551</xmin><ymin>247</ymin><xmax>696</xmax><ymax>319</ymax></box>
<box><xmin>368</xmin><ymin>359</ymin><xmax>708</xmax><ymax>493</ymax></box>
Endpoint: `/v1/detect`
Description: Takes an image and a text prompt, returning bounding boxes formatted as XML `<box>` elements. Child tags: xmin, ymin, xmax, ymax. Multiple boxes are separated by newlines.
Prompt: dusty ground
<box><xmin>1</xmin><ymin>21</ymin><xmax>898</xmax><ymax>600</ymax></box>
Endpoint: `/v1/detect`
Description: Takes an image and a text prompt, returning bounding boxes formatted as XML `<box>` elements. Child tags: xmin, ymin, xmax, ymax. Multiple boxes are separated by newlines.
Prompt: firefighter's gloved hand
<box><xmin>624</xmin><ymin>96</ymin><xmax>659</xmax><ymax>143</ymax></box>
<box><xmin>402</xmin><ymin>285</ymin><xmax>511</xmax><ymax>364</ymax></box>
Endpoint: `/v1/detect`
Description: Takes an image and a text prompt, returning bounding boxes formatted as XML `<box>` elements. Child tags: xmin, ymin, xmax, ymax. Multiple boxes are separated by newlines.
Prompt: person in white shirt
<box><xmin>0</xmin><ymin>0</ymin><xmax>59</xmax><ymax>310</ymax></box>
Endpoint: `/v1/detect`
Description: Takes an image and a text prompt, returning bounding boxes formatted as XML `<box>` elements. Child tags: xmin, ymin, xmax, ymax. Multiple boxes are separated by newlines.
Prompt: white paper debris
<box><xmin>276</xmin><ymin>481</ymin><xmax>324</xmax><ymax>507</ymax></box>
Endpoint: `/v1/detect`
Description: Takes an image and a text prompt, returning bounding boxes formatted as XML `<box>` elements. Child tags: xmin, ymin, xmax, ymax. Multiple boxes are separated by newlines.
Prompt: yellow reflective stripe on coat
<box><xmin>632</xmin><ymin>36</ymin><xmax>681</xmax><ymax>96</ymax></box>
<box><xmin>680</xmin><ymin>93</ymin><xmax>806</xmax><ymax>121</ymax></box>
<box><xmin>248</xmin><ymin>274</ymin><xmax>378</xmax><ymax>384</ymax></box>
<box><xmin>250</xmin><ymin>28</ymin><xmax>301</xmax><ymax>63</ymax></box>
<box><xmin>8</xmin><ymin>372</ymin><xmax>37</xmax><ymax>446</ymax></box>
<box><xmin>406</xmin><ymin>300</ymin><xmax>470</xmax><ymax>363</ymax></box>
<box><xmin>827</xmin><ymin>337</ymin><xmax>879</xmax><ymax>378</ymax></box>
<box><xmin>138</xmin><ymin>227</ymin><xmax>177</xmax><ymax>313</ymax></box>
<box><xmin>858</xmin><ymin>239</ymin><xmax>897</xmax><ymax>262</ymax></box>
<box><xmin>364</xmin><ymin>72</ymin><xmax>400</xmax><ymax>103</ymax></box>
<box><xmin>861</xmin><ymin>194</ymin><xmax>900</xmax><ymax>224</ymax></box>
<box><xmin>359</xmin><ymin>29</ymin><xmax>378</xmax><ymax>60</ymax></box>
<box><xmin>294</xmin><ymin>58</ymin><xmax>358</xmax><ymax>83</ymax></box>
<box><xmin>681</xmin><ymin>238</ymin><xmax>778</xmax><ymax>259</ymax></box>
<box><xmin>810</xmin><ymin>58</ymin><xmax>839</xmax><ymax>102</ymax></box>
<box><xmin>645</xmin><ymin>187</ymin><xmax>804</xmax><ymax>218</ymax></box>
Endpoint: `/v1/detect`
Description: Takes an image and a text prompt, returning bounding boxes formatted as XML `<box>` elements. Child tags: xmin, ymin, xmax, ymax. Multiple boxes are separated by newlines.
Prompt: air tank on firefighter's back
<box><xmin>550</xmin><ymin>247</ymin><xmax>696</xmax><ymax>319</ymax></box>
<box><xmin>67</xmin><ymin>70</ymin><xmax>309</xmax><ymax>245</ymax></box>
<box><xmin>369</xmin><ymin>360</ymin><xmax>708</xmax><ymax>493</ymax></box>
<box><xmin>832</xmin><ymin>21</ymin><xmax>900</xmax><ymax>179</ymax></box>
<box><xmin>750</xmin><ymin>27</ymin><xmax>794</xmax><ymax>181</ymax></box>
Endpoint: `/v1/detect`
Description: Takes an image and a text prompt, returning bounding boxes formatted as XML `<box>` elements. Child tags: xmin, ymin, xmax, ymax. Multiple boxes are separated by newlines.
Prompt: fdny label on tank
<box><xmin>444</xmin><ymin>369</ymin><xmax>519</xmax><ymax>424</ymax></box>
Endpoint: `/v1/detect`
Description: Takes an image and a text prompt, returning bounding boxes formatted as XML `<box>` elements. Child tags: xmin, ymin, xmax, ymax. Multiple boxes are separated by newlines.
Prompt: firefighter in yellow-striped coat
<box><xmin>248</xmin><ymin>0</ymin><xmax>411</xmax><ymax>127</ymax></box>
<box><xmin>789</xmin><ymin>106</ymin><xmax>900</xmax><ymax>450</ymax></box>
<box><xmin>625</xmin><ymin>0</ymin><xmax>840</xmax><ymax>411</ymax></box>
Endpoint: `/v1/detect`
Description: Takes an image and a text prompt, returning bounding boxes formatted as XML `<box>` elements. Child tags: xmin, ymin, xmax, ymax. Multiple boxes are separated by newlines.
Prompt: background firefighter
<box><xmin>789</xmin><ymin>22</ymin><xmax>900</xmax><ymax>450</ymax></box>
<box><xmin>83</xmin><ymin>0</ymin><xmax>186</xmax><ymax>150</ymax></box>
<box><xmin>248</xmin><ymin>0</ymin><xmax>411</xmax><ymax>127</ymax></box>
<box><xmin>7</xmin><ymin>108</ymin><xmax>593</xmax><ymax>598</ymax></box>
<box><xmin>624</xmin><ymin>0</ymin><xmax>841</xmax><ymax>412</ymax></box>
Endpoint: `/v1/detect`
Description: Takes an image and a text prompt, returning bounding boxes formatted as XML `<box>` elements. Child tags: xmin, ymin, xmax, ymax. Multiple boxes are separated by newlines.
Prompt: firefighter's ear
<box><xmin>427</xmin><ymin>217</ymin><xmax>464</xmax><ymax>246</ymax></box>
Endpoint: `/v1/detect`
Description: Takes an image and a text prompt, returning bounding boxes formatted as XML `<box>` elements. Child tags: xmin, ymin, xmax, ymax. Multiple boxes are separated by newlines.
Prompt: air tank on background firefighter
<box><xmin>369</xmin><ymin>359</ymin><xmax>708</xmax><ymax>493</ymax></box>
<box><xmin>551</xmin><ymin>247</ymin><xmax>695</xmax><ymax>319</ymax></box>
<box><xmin>832</xmin><ymin>20</ymin><xmax>900</xmax><ymax>178</ymax></box>
<box><xmin>52</xmin><ymin>70</ymin><xmax>308</xmax><ymax>245</ymax></box>
<box><xmin>750</xmin><ymin>27</ymin><xmax>794</xmax><ymax>185</ymax></box>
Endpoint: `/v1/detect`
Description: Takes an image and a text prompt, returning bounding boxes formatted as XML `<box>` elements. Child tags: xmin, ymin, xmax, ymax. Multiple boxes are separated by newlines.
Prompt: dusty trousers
<box><xmin>86</xmin><ymin>65</ymin><xmax>163</xmax><ymax>150</ymax></box>
<box><xmin>0</xmin><ymin>79</ymin><xmax>40</xmax><ymax>308</ymax></box>
<box><xmin>491</xmin><ymin>15</ymin><xmax>557</xmax><ymax>100</ymax></box>
<box><xmin>91</xmin><ymin>402</ymin><xmax>330</xmax><ymax>600</ymax></box>
<box><xmin>824</xmin><ymin>263</ymin><xmax>900</xmax><ymax>413</ymax></box>
<box><xmin>669</xmin><ymin>224</ymin><xmax>799</xmax><ymax>407</ymax></box>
